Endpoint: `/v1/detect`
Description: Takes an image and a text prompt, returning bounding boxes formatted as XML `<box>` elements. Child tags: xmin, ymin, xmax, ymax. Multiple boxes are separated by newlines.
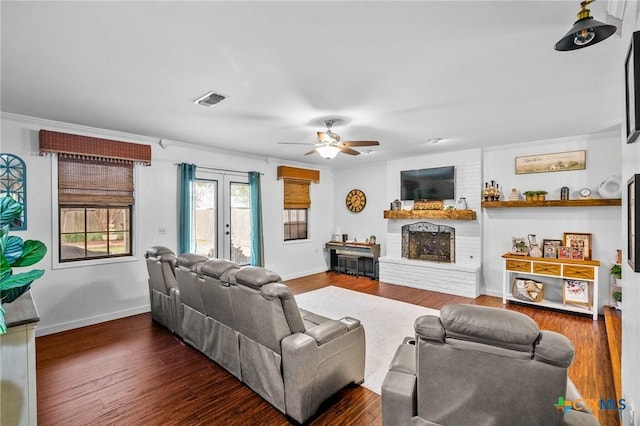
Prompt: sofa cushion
<box><xmin>440</xmin><ymin>304</ymin><xmax>540</xmax><ymax>352</ymax></box>
<box><xmin>175</xmin><ymin>253</ymin><xmax>209</xmax><ymax>271</ymax></box>
<box><xmin>145</xmin><ymin>245</ymin><xmax>175</xmax><ymax>258</ymax></box>
<box><xmin>200</xmin><ymin>258</ymin><xmax>238</xmax><ymax>281</ymax></box>
<box><xmin>232</xmin><ymin>266</ymin><xmax>282</xmax><ymax>289</ymax></box>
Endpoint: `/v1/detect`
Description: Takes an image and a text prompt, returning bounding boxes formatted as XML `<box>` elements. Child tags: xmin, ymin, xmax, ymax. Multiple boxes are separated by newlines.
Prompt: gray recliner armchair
<box><xmin>381</xmin><ymin>304</ymin><xmax>600</xmax><ymax>426</ymax></box>
<box><xmin>145</xmin><ymin>246</ymin><xmax>179</xmax><ymax>333</ymax></box>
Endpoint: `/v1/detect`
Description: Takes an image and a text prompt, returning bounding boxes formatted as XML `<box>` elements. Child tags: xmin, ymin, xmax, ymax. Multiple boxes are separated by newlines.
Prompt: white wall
<box><xmin>333</xmin><ymin>162</ymin><xmax>388</xmax><ymax>254</ymax></box>
<box><xmin>1</xmin><ymin>113</ymin><xmax>334</xmax><ymax>335</ymax></box>
<box><xmin>482</xmin><ymin>131</ymin><xmax>622</xmax><ymax>316</ymax></box>
<box><xmin>620</xmin><ymin>6</ymin><xmax>640</xmax><ymax>425</ymax></box>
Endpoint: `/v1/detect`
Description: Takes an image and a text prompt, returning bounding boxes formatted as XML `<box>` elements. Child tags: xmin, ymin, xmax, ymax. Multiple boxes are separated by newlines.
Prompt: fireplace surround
<box><xmin>402</xmin><ymin>222</ymin><xmax>455</xmax><ymax>263</ymax></box>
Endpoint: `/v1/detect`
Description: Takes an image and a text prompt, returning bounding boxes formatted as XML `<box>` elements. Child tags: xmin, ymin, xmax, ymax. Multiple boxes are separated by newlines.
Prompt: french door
<box><xmin>192</xmin><ymin>172</ymin><xmax>251</xmax><ymax>265</ymax></box>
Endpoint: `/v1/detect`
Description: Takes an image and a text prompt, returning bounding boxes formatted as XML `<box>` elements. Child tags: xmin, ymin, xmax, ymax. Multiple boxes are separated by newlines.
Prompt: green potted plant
<box><xmin>613</xmin><ymin>290</ymin><xmax>622</xmax><ymax>310</ymax></box>
<box><xmin>535</xmin><ymin>190</ymin><xmax>548</xmax><ymax>201</ymax></box>
<box><xmin>0</xmin><ymin>197</ymin><xmax>47</xmax><ymax>333</ymax></box>
<box><xmin>610</xmin><ymin>264</ymin><xmax>622</xmax><ymax>284</ymax></box>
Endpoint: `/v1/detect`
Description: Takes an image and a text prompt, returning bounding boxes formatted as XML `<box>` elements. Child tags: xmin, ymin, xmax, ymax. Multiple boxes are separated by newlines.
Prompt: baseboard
<box><xmin>35</xmin><ymin>304</ymin><xmax>151</xmax><ymax>337</ymax></box>
<box><xmin>281</xmin><ymin>266</ymin><xmax>329</xmax><ymax>281</ymax></box>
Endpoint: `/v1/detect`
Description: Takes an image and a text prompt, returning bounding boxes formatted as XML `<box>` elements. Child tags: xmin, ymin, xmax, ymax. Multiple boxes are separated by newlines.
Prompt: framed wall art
<box><xmin>628</xmin><ymin>174</ymin><xmax>640</xmax><ymax>271</ymax></box>
<box><xmin>515</xmin><ymin>150</ymin><xmax>586</xmax><ymax>175</ymax></box>
<box><xmin>0</xmin><ymin>153</ymin><xmax>27</xmax><ymax>230</ymax></box>
<box><xmin>625</xmin><ymin>30</ymin><xmax>640</xmax><ymax>144</ymax></box>
<box><xmin>542</xmin><ymin>239</ymin><xmax>563</xmax><ymax>258</ymax></box>
<box><xmin>563</xmin><ymin>280</ymin><xmax>590</xmax><ymax>309</ymax></box>
<box><xmin>563</xmin><ymin>232</ymin><xmax>592</xmax><ymax>260</ymax></box>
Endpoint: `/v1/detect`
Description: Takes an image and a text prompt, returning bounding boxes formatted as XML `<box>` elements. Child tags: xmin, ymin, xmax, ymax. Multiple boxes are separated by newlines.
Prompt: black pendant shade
<box><xmin>554</xmin><ymin>0</ymin><xmax>617</xmax><ymax>51</ymax></box>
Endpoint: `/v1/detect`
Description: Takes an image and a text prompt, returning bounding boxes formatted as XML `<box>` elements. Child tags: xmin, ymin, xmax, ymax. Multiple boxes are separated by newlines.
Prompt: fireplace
<box><xmin>401</xmin><ymin>222</ymin><xmax>455</xmax><ymax>263</ymax></box>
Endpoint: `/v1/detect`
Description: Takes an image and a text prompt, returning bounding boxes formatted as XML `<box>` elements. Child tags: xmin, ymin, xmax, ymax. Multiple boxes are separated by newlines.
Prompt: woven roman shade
<box><xmin>58</xmin><ymin>158</ymin><xmax>134</xmax><ymax>205</ymax></box>
<box><xmin>283</xmin><ymin>180</ymin><xmax>310</xmax><ymax>209</ymax></box>
<box><xmin>277</xmin><ymin>166</ymin><xmax>319</xmax><ymax>209</ymax></box>
<box><xmin>39</xmin><ymin>130</ymin><xmax>151</xmax><ymax>165</ymax></box>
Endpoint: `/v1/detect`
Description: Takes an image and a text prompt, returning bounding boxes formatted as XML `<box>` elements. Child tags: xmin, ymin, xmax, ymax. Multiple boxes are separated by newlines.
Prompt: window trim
<box><xmin>50</xmin><ymin>156</ymin><xmax>140</xmax><ymax>270</ymax></box>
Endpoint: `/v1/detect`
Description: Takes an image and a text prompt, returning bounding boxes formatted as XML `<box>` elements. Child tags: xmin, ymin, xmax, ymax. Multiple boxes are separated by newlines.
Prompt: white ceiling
<box><xmin>0</xmin><ymin>1</ymin><xmax>626</xmax><ymax>168</ymax></box>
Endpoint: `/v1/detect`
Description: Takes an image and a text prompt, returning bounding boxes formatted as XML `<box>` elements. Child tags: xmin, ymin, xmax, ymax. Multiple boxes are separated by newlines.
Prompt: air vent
<box><xmin>193</xmin><ymin>91</ymin><xmax>226</xmax><ymax>107</ymax></box>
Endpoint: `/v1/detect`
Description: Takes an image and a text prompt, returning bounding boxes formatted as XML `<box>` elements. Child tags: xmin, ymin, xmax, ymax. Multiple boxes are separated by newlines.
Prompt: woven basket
<box><xmin>511</xmin><ymin>278</ymin><xmax>544</xmax><ymax>303</ymax></box>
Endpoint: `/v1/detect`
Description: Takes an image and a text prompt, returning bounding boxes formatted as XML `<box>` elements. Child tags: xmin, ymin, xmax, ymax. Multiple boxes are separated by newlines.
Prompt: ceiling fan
<box><xmin>278</xmin><ymin>120</ymin><xmax>380</xmax><ymax>159</ymax></box>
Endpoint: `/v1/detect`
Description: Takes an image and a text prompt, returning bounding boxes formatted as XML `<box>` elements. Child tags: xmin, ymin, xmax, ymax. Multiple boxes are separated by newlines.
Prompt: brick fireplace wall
<box><xmin>380</xmin><ymin>150</ymin><xmax>482</xmax><ymax>298</ymax></box>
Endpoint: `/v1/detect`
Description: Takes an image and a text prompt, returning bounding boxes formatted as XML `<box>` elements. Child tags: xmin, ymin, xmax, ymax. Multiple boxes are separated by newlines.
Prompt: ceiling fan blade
<box><xmin>304</xmin><ymin>148</ymin><xmax>318</xmax><ymax>156</ymax></box>
<box><xmin>341</xmin><ymin>140</ymin><xmax>380</xmax><ymax>147</ymax></box>
<box><xmin>340</xmin><ymin>147</ymin><xmax>361</xmax><ymax>156</ymax></box>
<box><xmin>318</xmin><ymin>131</ymin><xmax>340</xmax><ymax>143</ymax></box>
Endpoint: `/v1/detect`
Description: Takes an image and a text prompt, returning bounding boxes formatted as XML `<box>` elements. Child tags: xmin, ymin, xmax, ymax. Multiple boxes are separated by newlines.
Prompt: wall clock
<box><xmin>346</xmin><ymin>189</ymin><xmax>366</xmax><ymax>213</ymax></box>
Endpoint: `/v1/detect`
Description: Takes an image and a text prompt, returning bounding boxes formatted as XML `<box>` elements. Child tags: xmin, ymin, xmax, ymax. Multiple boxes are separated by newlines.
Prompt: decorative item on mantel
<box><xmin>528</xmin><ymin>234</ymin><xmax>543</xmax><ymax>258</ymax></box>
<box><xmin>508</xmin><ymin>188</ymin><xmax>521</xmax><ymax>201</ymax></box>
<box><xmin>598</xmin><ymin>175</ymin><xmax>622</xmax><ymax>199</ymax></box>
<box><xmin>523</xmin><ymin>190</ymin><xmax>548</xmax><ymax>201</ymax></box>
<box><xmin>455</xmin><ymin>197</ymin><xmax>468</xmax><ymax>210</ymax></box>
<box><xmin>482</xmin><ymin>180</ymin><xmax>501</xmax><ymax>201</ymax></box>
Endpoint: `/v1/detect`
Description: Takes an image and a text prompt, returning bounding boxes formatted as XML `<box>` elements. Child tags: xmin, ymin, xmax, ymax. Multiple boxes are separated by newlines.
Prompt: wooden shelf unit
<box><xmin>482</xmin><ymin>199</ymin><xmax>621</xmax><ymax>208</ymax></box>
<box><xmin>501</xmin><ymin>253</ymin><xmax>600</xmax><ymax>320</ymax></box>
<box><xmin>383</xmin><ymin>209</ymin><xmax>476</xmax><ymax>220</ymax></box>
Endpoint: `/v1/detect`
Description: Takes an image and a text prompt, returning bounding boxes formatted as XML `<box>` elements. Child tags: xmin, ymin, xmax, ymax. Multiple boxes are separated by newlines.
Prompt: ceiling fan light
<box><xmin>554</xmin><ymin>1</ymin><xmax>617</xmax><ymax>51</ymax></box>
<box><xmin>316</xmin><ymin>145</ymin><xmax>341</xmax><ymax>159</ymax></box>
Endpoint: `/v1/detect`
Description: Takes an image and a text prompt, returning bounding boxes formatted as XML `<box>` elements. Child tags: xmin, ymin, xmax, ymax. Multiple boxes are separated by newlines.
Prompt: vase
<box><xmin>455</xmin><ymin>197</ymin><xmax>467</xmax><ymax>210</ymax></box>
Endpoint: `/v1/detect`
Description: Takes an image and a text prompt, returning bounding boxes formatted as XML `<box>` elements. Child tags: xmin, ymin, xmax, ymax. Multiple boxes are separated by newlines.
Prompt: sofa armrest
<box><xmin>382</xmin><ymin>342</ymin><xmax>417</xmax><ymax>426</ymax></box>
<box><xmin>305</xmin><ymin>320</ymin><xmax>349</xmax><ymax>345</ymax></box>
<box><xmin>281</xmin><ymin>324</ymin><xmax>365</xmax><ymax>423</ymax></box>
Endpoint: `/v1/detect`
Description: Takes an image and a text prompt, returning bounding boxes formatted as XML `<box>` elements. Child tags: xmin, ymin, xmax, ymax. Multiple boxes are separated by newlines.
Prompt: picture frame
<box><xmin>563</xmin><ymin>232</ymin><xmax>592</xmax><ymax>260</ymax></box>
<box><xmin>542</xmin><ymin>239</ymin><xmax>562</xmax><ymax>259</ymax></box>
<box><xmin>625</xmin><ymin>31</ymin><xmax>640</xmax><ymax>144</ymax></box>
<box><xmin>515</xmin><ymin>150</ymin><xmax>586</xmax><ymax>175</ymax></box>
<box><xmin>563</xmin><ymin>279</ymin><xmax>590</xmax><ymax>308</ymax></box>
<box><xmin>558</xmin><ymin>246</ymin><xmax>572</xmax><ymax>260</ymax></box>
<box><xmin>628</xmin><ymin>174</ymin><xmax>640</xmax><ymax>271</ymax></box>
<box><xmin>511</xmin><ymin>236</ymin><xmax>528</xmax><ymax>254</ymax></box>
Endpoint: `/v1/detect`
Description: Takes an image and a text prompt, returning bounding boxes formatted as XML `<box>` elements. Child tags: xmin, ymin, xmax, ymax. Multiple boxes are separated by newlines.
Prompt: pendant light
<box><xmin>554</xmin><ymin>0</ymin><xmax>617</xmax><ymax>51</ymax></box>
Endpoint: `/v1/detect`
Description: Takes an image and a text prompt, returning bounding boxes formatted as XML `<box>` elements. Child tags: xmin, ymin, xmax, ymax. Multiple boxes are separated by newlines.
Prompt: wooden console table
<box><xmin>325</xmin><ymin>242</ymin><xmax>380</xmax><ymax>279</ymax></box>
<box><xmin>502</xmin><ymin>253</ymin><xmax>599</xmax><ymax>320</ymax></box>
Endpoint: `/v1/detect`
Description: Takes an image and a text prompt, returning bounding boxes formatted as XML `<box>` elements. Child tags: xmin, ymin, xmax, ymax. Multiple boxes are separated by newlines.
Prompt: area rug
<box><xmin>295</xmin><ymin>286</ymin><xmax>439</xmax><ymax>395</ymax></box>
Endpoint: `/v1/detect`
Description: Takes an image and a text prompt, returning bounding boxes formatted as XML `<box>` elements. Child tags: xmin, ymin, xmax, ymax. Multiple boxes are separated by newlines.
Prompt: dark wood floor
<box><xmin>36</xmin><ymin>272</ymin><xmax>618</xmax><ymax>425</ymax></box>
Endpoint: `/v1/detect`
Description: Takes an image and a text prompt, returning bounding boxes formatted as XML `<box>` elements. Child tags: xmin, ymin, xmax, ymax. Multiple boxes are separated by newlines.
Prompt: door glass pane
<box><xmin>194</xmin><ymin>180</ymin><xmax>217</xmax><ymax>257</ymax></box>
<box><xmin>230</xmin><ymin>182</ymin><xmax>251</xmax><ymax>265</ymax></box>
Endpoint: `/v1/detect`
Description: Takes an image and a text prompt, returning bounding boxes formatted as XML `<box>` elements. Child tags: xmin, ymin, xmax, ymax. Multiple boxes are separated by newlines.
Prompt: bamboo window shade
<box><xmin>38</xmin><ymin>130</ymin><xmax>148</xmax><ymax>206</ymax></box>
<box><xmin>58</xmin><ymin>158</ymin><xmax>134</xmax><ymax>205</ymax></box>
<box><xmin>277</xmin><ymin>166</ymin><xmax>319</xmax><ymax>209</ymax></box>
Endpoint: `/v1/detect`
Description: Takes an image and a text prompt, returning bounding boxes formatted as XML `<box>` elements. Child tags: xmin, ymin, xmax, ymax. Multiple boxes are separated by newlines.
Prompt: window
<box><xmin>60</xmin><ymin>206</ymin><xmax>131</xmax><ymax>260</ymax></box>
<box><xmin>39</xmin><ymin>130</ymin><xmax>151</xmax><ymax>263</ymax></box>
<box><xmin>277</xmin><ymin>166</ymin><xmax>319</xmax><ymax>242</ymax></box>
<box><xmin>283</xmin><ymin>208</ymin><xmax>307</xmax><ymax>241</ymax></box>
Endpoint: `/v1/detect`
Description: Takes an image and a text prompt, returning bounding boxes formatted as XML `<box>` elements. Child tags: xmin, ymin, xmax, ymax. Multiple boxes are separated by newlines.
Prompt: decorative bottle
<box><xmin>455</xmin><ymin>197</ymin><xmax>468</xmax><ymax>210</ymax></box>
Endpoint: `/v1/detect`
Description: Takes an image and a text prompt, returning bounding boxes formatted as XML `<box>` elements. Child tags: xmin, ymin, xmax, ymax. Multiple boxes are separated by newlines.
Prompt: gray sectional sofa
<box><xmin>145</xmin><ymin>246</ymin><xmax>366</xmax><ymax>424</ymax></box>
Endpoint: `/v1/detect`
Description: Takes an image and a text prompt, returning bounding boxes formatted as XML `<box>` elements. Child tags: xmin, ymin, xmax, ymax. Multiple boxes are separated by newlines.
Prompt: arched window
<box><xmin>0</xmin><ymin>153</ymin><xmax>27</xmax><ymax>230</ymax></box>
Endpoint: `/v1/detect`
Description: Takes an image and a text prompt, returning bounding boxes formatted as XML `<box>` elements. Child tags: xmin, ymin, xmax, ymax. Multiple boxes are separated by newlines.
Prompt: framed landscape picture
<box><xmin>563</xmin><ymin>232</ymin><xmax>592</xmax><ymax>260</ymax></box>
<box><xmin>629</xmin><ymin>174</ymin><xmax>640</xmax><ymax>271</ymax></box>
<box><xmin>515</xmin><ymin>150</ymin><xmax>586</xmax><ymax>175</ymax></box>
<box><xmin>563</xmin><ymin>280</ymin><xmax>590</xmax><ymax>308</ymax></box>
<box><xmin>626</xmin><ymin>30</ymin><xmax>640</xmax><ymax>144</ymax></box>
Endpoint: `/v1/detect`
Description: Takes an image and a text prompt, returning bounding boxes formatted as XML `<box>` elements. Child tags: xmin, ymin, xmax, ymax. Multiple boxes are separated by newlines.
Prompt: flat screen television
<box><xmin>401</xmin><ymin>166</ymin><xmax>455</xmax><ymax>201</ymax></box>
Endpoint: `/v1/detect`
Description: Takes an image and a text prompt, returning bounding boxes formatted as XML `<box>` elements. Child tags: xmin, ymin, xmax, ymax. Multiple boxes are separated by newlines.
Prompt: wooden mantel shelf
<box><xmin>383</xmin><ymin>209</ymin><xmax>476</xmax><ymax>220</ymax></box>
<box><xmin>481</xmin><ymin>199</ymin><xmax>621</xmax><ymax>208</ymax></box>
